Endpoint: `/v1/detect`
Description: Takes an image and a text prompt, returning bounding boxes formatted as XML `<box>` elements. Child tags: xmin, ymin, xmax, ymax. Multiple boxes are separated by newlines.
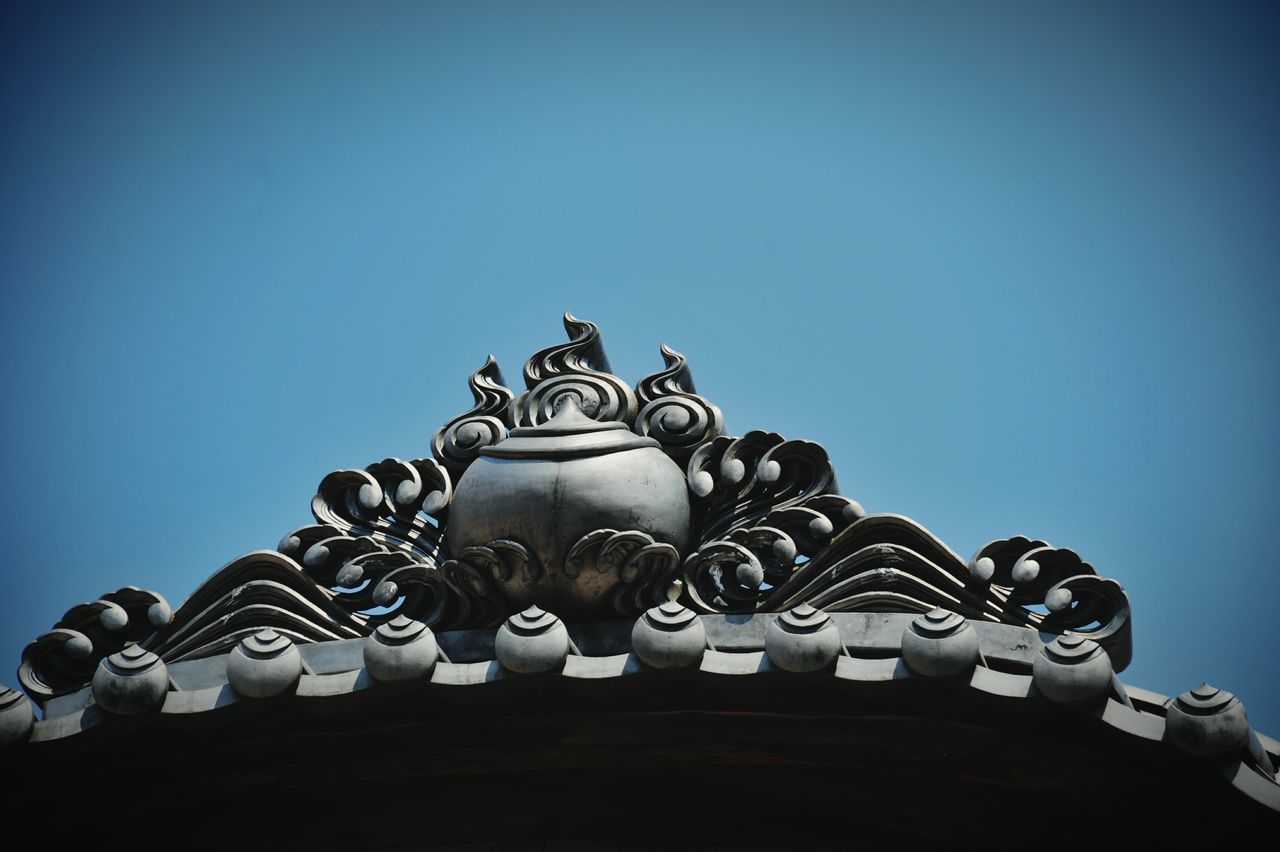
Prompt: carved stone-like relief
<box><xmin>431</xmin><ymin>355</ymin><xmax>515</xmax><ymax>476</ymax></box>
<box><xmin>514</xmin><ymin>312</ymin><xmax>637</xmax><ymax>426</ymax></box>
<box><xmin>16</xmin><ymin>313</ymin><xmax>1132</xmax><ymax>704</ymax></box>
<box><xmin>634</xmin><ymin>343</ymin><xmax>725</xmax><ymax>460</ymax></box>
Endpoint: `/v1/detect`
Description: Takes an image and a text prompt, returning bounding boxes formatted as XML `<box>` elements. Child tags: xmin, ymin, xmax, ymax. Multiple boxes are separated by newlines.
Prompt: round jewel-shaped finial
<box><xmin>765</xmin><ymin>604</ymin><xmax>842</xmax><ymax>673</ymax></box>
<box><xmin>495</xmin><ymin>606</ymin><xmax>570</xmax><ymax>674</ymax></box>
<box><xmin>1032</xmin><ymin>634</ymin><xmax>1113</xmax><ymax>703</ymax></box>
<box><xmin>900</xmin><ymin>609</ymin><xmax>980</xmax><ymax>677</ymax></box>
<box><xmin>227</xmin><ymin>629</ymin><xmax>303</xmax><ymax>698</ymax></box>
<box><xmin>364</xmin><ymin>615</ymin><xmax>439</xmax><ymax>683</ymax></box>
<box><xmin>631</xmin><ymin>601</ymin><xmax>706</xmax><ymax>669</ymax></box>
<box><xmin>0</xmin><ymin>686</ymin><xmax>35</xmax><ymax>748</ymax></box>
<box><xmin>91</xmin><ymin>645</ymin><xmax>169</xmax><ymax>715</ymax></box>
<box><xmin>1165</xmin><ymin>683</ymin><xmax>1251</xmax><ymax>758</ymax></box>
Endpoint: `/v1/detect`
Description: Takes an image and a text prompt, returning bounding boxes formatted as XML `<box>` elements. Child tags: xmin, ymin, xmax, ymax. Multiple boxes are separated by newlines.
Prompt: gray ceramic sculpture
<box><xmin>900</xmin><ymin>609</ymin><xmax>980</xmax><ymax>678</ymax></box>
<box><xmin>447</xmin><ymin>399</ymin><xmax>690</xmax><ymax>616</ymax></box>
<box><xmin>1165</xmin><ymin>684</ymin><xmax>1252</xmax><ymax>757</ymax></box>
<box><xmin>495</xmin><ymin>606</ymin><xmax>570</xmax><ymax>674</ymax></box>
<box><xmin>9</xmin><ymin>313</ymin><xmax>1276</xmax><ymax>826</ymax></box>
<box><xmin>364</xmin><ymin>615</ymin><xmax>439</xmax><ymax>682</ymax></box>
<box><xmin>226</xmin><ymin>629</ymin><xmax>302</xmax><ymax>698</ymax></box>
<box><xmin>91</xmin><ymin>646</ymin><xmax>169</xmax><ymax>714</ymax></box>
<box><xmin>0</xmin><ymin>686</ymin><xmax>34</xmax><ymax>747</ymax></box>
<box><xmin>765</xmin><ymin>605</ymin><xmax>842</xmax><ymax>673</ymax></box>
<box><xmin>631</xmin><ymin>598</ymin><xmax>706</xmax><ymax>669</ymax></box>
<box><xmin>1033</xmin><ymin>635</ymin><xmax>1114</xmax><ymax>703</ymax></box>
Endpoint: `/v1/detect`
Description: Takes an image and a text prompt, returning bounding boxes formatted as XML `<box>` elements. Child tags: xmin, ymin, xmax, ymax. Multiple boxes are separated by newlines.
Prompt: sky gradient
<box><xmin>2</xmin><ymin>2</ymin><xmax>1278</xmax><ymax>732</ymax></box>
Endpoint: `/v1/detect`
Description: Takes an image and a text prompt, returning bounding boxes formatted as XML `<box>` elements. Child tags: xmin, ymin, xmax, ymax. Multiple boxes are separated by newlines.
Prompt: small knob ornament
<box><xmin>227</xmin><ymin>629</ymin><xmax>303</xmax><ymax>698</ymax></box>
<box><xmin>765</xmin><ymin>604</ymin><xmax>842</xmax><ymax>673</ymax></box>
<box><xmin>91</xmin><ymin>645</ymin><xmax>170</xmax><ymax>714</ymax></box>
<box><xmin>495</xmin><ymin>606</ymin><xmax>570</xmax><ymax>674</ymax></box>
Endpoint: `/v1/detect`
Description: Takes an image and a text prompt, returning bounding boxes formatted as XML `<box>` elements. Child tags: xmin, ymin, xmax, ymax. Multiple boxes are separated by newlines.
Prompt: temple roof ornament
<box><xmin>4</xmin><ymin>313</ymin><xmax>1276</xmax><ymax>829</ymax></box>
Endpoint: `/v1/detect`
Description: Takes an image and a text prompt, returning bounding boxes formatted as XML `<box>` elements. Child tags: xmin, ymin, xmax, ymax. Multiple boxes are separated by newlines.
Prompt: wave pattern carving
<box><xmin>634</xmin><ymin>343</ymin><xmax>726</xmax><ymax>461</ymax></box>
<box><xmin>431</xmin><ymin>355</ymin><xmax>515</xmax><ymax>475</ymax></box>
<box><xmin>16</xmin><ymin>313</ymin><xmax>1133</xmax><ymax>705</ymax></box>
<box><xmin>514</xmin><ymin>312</ymin><xmax>638</xmax><ymax>426</ymax></box>
<box><xmin>681</xmin><ymin>514</ymin><xmax>1132</xmax><ymax>671</ymax></box>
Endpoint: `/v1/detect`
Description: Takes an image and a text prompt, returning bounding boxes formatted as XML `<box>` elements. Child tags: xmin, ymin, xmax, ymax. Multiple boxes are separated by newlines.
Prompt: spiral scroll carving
<box><xmin>634</xmin><ymin>343</ymin><xmax>725</xmax><ymax>461</ymax></box>
<box><xmin>365</xmin><ymin>555</ymin><xmax>493</xmax><ymax>631</ymax></box>
<box><xmin>16</xmin><ymin>313</ymin><xmax>1139</xmax><ymax>702</ymax></box>
<box><xmin>523</xmin><ymin>312</ymin><xmax>615</xmax><ymax>387</ymax></box>
<box><xmin>147</xmin><ymin>551</ymin><xmax>369</xmax><ymax>662</ymax></box>
<box><xmin>513</xmin><ymin>312</ymin><xmax>638</xmax><ymax>426</ymax></box>
<box><xmin>432</xmin><ymin>355</ymin><xmax>515</xmax><ymax>475</ymax></box>
<box><xmin>278</xmin><ymin>525</ymin><xmax>482</xmax><ymax>631</ymax></box>
<box><xmin>681</xmin><ymin>513</ymin><xmax>1133</xmax><ymax>672</ymax></box>
<box><xmin>24</xmin><ymin>442</ymin><xmax>473</xmax><ymax>699</ymax></box>
<box><xmin>18</xmin><ymin>587</ymin><xmax>172</xmax><ymax>704</ymax></box>
<box><xmin>438</xmin><ymin>540</ymin><xmax>536</xmax><ymax>627</ymax></box>
<box><xmin>1040</xmin><ymin>573</ymin><xmax>1133</xmax><ymax>671</ymax></box>
<box><xmin>311</xmin><ymin>456</ymin><xmax>450</xmax><ymax>557</ymax></box>
<box><xmin>565</xmin><ymin>529</ymin><xmax>681</xmax><ymax>615</ymax></box>
<box><xmin>687</xmin><ymin>431</ymin><xmax>841</xmax><ymax>543</ymax></box>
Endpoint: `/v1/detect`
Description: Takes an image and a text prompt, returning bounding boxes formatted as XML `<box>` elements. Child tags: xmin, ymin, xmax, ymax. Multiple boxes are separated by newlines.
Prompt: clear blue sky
<box><xmin>3</xmin><ymin>2</ymin><xmax>1278</xmax><ymax>733</ymax></box>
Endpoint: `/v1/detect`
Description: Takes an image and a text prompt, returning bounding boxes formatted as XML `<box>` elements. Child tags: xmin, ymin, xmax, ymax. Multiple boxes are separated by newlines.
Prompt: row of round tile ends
<box><xmin>0</xmin><ymin>601</ymin><xmax>1258</xmax><ymax>765</ymax></box>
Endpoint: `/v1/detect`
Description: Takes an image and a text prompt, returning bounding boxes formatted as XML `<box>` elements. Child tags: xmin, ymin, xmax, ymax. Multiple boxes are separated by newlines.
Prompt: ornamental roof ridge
<box><xmin>3</xmin><ymin>313</ymin><xmax>1276</xmax><ymax>819</ymax></box>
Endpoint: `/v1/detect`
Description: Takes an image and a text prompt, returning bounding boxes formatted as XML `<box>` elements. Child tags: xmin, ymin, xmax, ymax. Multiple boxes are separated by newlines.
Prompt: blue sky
<box><xmin>2</xmin><ymin>2</ymin><xmax>1278</xmax><ymax>733</ymax></box>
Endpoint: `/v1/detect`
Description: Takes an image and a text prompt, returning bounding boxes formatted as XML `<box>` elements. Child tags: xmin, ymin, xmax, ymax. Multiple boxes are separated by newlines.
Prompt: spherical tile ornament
<box><xmin>495</xmin><ymin>606</ymin><xmax>570</xmax><ymax>674</ymax></box>
<box><xmin>1165</xmin><ymin>684</ymin><xmax>1251</xmax><ymax>758</ymax></box>
<box><xmin>1032</xmin><ymin>634</ymin><xmax>1113</xmax><ymax>703</ymax></box>
<box><xmin>91</xmin><ymin>645</ymin><xmax>170</xmax><ymax>714</ymax></box>
<box><xmin>764</xmin><ymin>604</ymin><xmax>842</xmax><ymax>673</ymax></box>
<box><xmin>631</xmin><ymin>600</ymin><xmax>706</xmax><ymax>669</ymax></box>
<box><xmin>900</xmin><ymin>609</ymin><xmax>980</xmax><ymax>678</ymax></box>
<box><xmin>0</xmin><ymin>685</ymin><xmax>35</xmax><ymax>748</ymax></box>
<box><xmin>364</xmin><ymin>615</ymin><xmax>439</xmax><ymax>683</ymax></box>
<box><xmin>226</xmin><ymin>629</ymin><xmax>303</xmax><ymax>698</ymax></box>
